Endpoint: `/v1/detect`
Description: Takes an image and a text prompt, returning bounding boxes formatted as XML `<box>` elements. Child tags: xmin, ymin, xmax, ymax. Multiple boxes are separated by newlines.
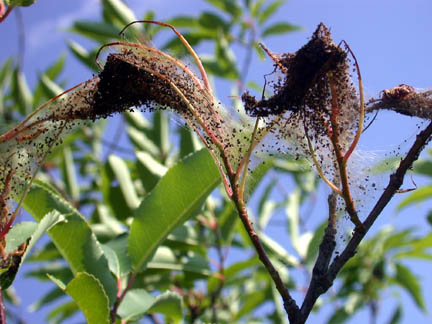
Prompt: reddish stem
<box><xmin>110</xmin><ymin>273</ymin><xmax>137</xmax><ymax>323</ymax></box>
<box><xmin>0</xmin><ymin>4</ymin><xmax>13</xmax><ymax>23</ymax></box>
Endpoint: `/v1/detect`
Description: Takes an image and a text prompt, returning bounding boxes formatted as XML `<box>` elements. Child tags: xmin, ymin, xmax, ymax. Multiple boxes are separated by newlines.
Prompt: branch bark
<box><xmin>294</xmin><ymin>121</ymin><xmax>432</xmax><ymax>323</ymax></box>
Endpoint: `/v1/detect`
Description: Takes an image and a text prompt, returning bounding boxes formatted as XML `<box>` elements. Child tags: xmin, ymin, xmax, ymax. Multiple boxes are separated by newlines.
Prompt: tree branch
<box><xmin>299</xmin><ymin>192</ymin><xmax>338</xmax><ymax>321</ymax></box>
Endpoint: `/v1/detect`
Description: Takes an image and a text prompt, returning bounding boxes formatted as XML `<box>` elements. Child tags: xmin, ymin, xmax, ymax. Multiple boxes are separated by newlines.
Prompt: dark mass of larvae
<box><xmin>89</xmin><ymin>54</ymin><xmax>187</xmax><ymax>120</ymax></box>
<box><xmin>367</xmin><ymin>84</ymin><xmax>432</xmax><ymax>120</ymax></box>
<box><xmin>242</xmin><ymin>23</ymin><xmax>348</xmax><ymax>117</ymax></box>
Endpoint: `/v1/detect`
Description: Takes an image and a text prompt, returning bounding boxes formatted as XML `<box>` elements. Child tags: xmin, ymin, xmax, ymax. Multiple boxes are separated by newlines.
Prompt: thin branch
<box><xmin>110</xmin><ymin>272</ymin><xmax>137</xmax><ymax>323</ymax></box>
<box><xmin>299</xmin><ymin>192</ymin><xmax>338</xmax><ymax>321</ymax></box>
<box><xmin>0</xmin><ymin>4</ymin><xmax>13</xmax><ymax>23</ymax></box>
<box><xmin>328</xmin><ymin>76</ymin><xmax>363</xmax><ymax>229</ymax></box>
<box><xmin>230</xmin><ymin>191</ymin><xmax>300</xmax><ymax>322</ymax></box>
<box><xmin>119</xmin><ymin>20</ymin><xmax>212</xmax><ymax>92</ymax></box>
<box><xmin>326</xmin><ymin>120</ymin><xmax>432</xmax><ymax>281</ymax></box>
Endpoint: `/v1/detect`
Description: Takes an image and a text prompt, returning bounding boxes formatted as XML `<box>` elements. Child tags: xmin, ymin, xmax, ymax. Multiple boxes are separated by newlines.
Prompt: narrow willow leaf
<box><xmin>129</xmin><ymin>149</ymin><xmax>220</xmax><ymax>271</ymax></box>
<box><xmin>102</xmin><ymin>0</ymin><xmax>137</xmax><ymax>26</ymax></box>
<box><xmin>234</xmin><ymin>288</ymin><xmax>269</xmax><ymax>320</ymax></box>
<box><xmin>46</xmin><ymin>300</ymin><xmax>78</xmax><ymax>323</ymax></box>
<box><xmin>250</xmin><ymin>0</ymin><xmax>266</xmax><ymax>18</ymax></box>
<box><xmin>0</xmin><ymin>58</ymin><xmax>13</xmax><ymax>86</ymax></box>
<box><xmin>124</xmin><ymin>111</ymin><xmax>152</xmax><ymax>132</ymax></box>
<box><xmin>39</xmin><ymin>73</ymin><xmax>64</xmax><ymax>98</ymax></box>
<box><xmin>108</xmin><ymin>155</ymin><xmax>140</xmax><ymax>209</ymax></box>
<box><xmin>258</xmin><ymin>0</ymin><xmax>284</xmax><ymax>25</ymax></box>
<box><xmin>61</xmin><ymin>147</ymin><xmax>80</xmax><ymax>201</ymax></box>
<box><xmin>261</xmin><ymin>22</ymin><xmax>301</xmax><ymax>37</ymax></box>
<box><xmin>259</xmin><ymin>232</ymin><xmax>299</xmax><ymax>267</ymax></box>
<box><xmin>127</xmin><ymin>126</ymin><xmax>160</xmax><ymax>156</ymax></box>
<box><xmin>286</xmin><ymin>189</ymin><xmax>300</xmax><ymax>251</ymax></box>
<box><xmin>205</xmin><ymin>0</ymin><xmax>242</xmax><ymax>17</ymax></box>
<box><xmin>386</xmin><ymin>305</ymin><xmax>402</xmax><ymax>324</ymax></box>
<box><xmin>152</xmin><ymin>111</ymin><xmax>171</xmax><ymax>159</ymax></box>
<box><xmin>397</xmin><ymin>185</ymin><xmax>432</xmax><ymax>210</ymax></box>
<box><xmin>23</xmin><ymin>181</ymin><xmax>117</xmax><ymax>304</ymax></box>
<box><xmin>147</xmin><ymin>291</ymin><xmax>183</xmax><ymax>320</ymax></box>
<box><xmin>51</xmin><ymin>272</ymin><xmax>110</xmax><ymax>324</ymax></box>
<box><xmin>394</xmin><ymin>263</ymin><xmax>426</xmax><ymax>311</ymax></box>
<box><xmin>67</xmin><ymin>40</ymin><xmax>98</xmax><ymax>72</ymax></box>
<box><xmin>7</xmin><ymin>0</ymin><xmax>36</xmax><ymax>6</ymax></box>
<box><xmin>29</xmin><ymin>287</ymin><xmax>65</xmax><ymax>312</ymax></box>
<box><xmin>147</xmin><ymin>246</ymin><xmax>210</xmax><ymax>275</ymax></box>
<box><xmin>12</xmin><ymin>67</ymin><xmax>32</xmax><ymax>114</ymax></box>
<box><xmin>198</xmin><ymin>11</ymin><xmax>229</xmax><ymax>31</ymax></box>
<box><xmin>117</xmin><ymin>289</ymin><xmax>155</xmax><ymax>321</ymax></box>
<box><xmin>167</xmin><ymin>15</ymin><xmax>199</xmax><ymax>28</ymax></box>
<box><xmin>70</xmin><ymin>21</ymin><xmax>120</xmax><ymax>41</ymax></box>
<box><xmin>44</xmin><ymin>53</ymin><xmax>66</xmax><ymax>80</ymax></box>
<box><xmin>304</xmin><ymin>221</ymin><xmax>326</xmax><ymax>265</ymax></box>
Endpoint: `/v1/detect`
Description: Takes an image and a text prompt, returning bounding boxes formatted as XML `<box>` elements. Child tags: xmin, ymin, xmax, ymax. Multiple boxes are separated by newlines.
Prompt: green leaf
<box><xmin>51</xmin><ymin>272</ymin><xmax>110</xmax><ymax>324</ymax></box>
<box><xmin>259</xmin><ymin>232</ymin><xmax>299</xmax><ymax>267</ymax></box>
<box><xmin>22</xmin><ymin>181</ymin><xmax>117</xmax><ymax>304</ymax></box>
<box><xmin>12</xmin><ymin>67</ymin><xmax>32</xmax><ymax>114</ymax></box>
<box><xmin>0</xmin><ymin>58</ymin><xmax>13</xmax><ymax>87</ymax></box>
<box><xmin>117</xmin><ymin>289</ymin><xmax>155</xmax><ymax>321</ymax></box>
<box><xmin>67</xmin><ymin>40</ymin><xmax>99</xmax><ymax>72</ymax></box>
<box><xmin>127</xmin><ymin>126</ymin><xmax>160</xmax><ymax>156</ymax></box>
<box><xmin>148</xmin><ymin>246</ymin><xmax>210</xmax><ymax>275</ymax></box>
<box><xmin>304</xmin><ymin>221</ymin><xmax>327</xmax><ymax>265</ymax></box>
<box><xmin>151</xmin><ymin>111</ymin><xmax>171</xmax><ymax>159</ymax></box>
<box><xmin>397</xmin><ymin>185</ymin><xmax>432</xmax><ymax>210</ymax></box>
<box><xmin>394</xmin><ymin>263</ymin><xmax>426</xmax><ymax>311</ymax></box>
<box><xmin>46</xmin><ymin>300</ymin><xmax>78</xmax><ymax>323</ymax></box>
<box><xmin>167</xmin><ymin>15</ymin><xmax>199</xmax><ymax>28</ymax></box>
<box><xmin>205</xmin><ymin>0</ymin><xmax>242</xmax><ymax>17</ymax></box>
<box><xmin>39</xmin><ymin>73</ymin><xmax>63</xmax><ymax>98</ymax></box>
<box><xmin>198</xmin><ymin>11</ymin><xmax>229</xmax><ymax>31</ymax></box>
<box><xmin>108</xmin><ymin>155</ymin><xmax>140</xmax><ymax>209</ymax></box>
<box><xmin>147</xmin><ymin>291</ymin><xmax>183</xmax><ymax>320</ymax></box>
<box><xmin>7</xmin><ymin>0</ymin><xmax>36</xmax><ymax>6</ymax></box>
<box><xmin>4</xmin><ymin>221</ymin><xmax>36</xmax><ymax>254</ymax></box>
<box><xmin>29</xmin><ymin>287</ymin><xmax>65</xmax><ymax>312</ymax></box>
<box><xmin>0</xmin><ymin>211</ymin><xmax>63</xmax><ymax>289</ymax></box>
<box><xmin>70</xmin><ymin>21</ymin><xmax>121</xmax><ymax>41</ymax></box>
<box><xmin>129</xmin><ymin>149</ymin><xmax>220</xmax><ymax>271</ymax></box>
<box><xmin>413</xmin><ymin>159</ymin><xmax>432</xmax><ymax>177</ymax></box>
<box><xmin>235</xmin><ymin>288</ymin><xmax>269</xmax><ymax>320</ymax></box>
<box><xmin>261</xmin><ymin>22</ymin><xmax>301</xmax><ymax>37</ymax></box>
<box><xmin>250</xmin><ymin>0</ymin><xmax>266</xmax><ymax>18</ymax></box>
<box><xmin>370</xmin><ymin>156</ymin><xmax>401</xmax><ymax>174</ymax></box>
<box><xmin>102</xmin><ymin>0</ymin><xmax>137</xmax><ymax>26</ymax></box>
<box><xmin>60</xmin><ymin>146</ymin><xmax>80</xmax><ymax>201</ymax></box>
<box><xmin>386</xmin><ymin>305</ymin><xmax>402</xmax><ymax>324</ymax></box>
<box><xmin>286</xmin><ymin>189</ymin><xmax>300</xmax><ymax>252</ymax></box>
<box><xmin>179</xmin><ymin>126</ymin><xmax>201</xmax><ymax>158</ymax></box>
<box><xmin>258</xmin><ymin>0</ymin><xmax>284</xmax><ymax>25</ymax></box>
<box><xmin>44</xmin><ymin>53</ymin><xmax>66</xmax><ymax>80</ymax></box>
<box><xmin>101</xmin><ymin>235</ymin><xmax>132</xmax><ymax>278</ymax></box>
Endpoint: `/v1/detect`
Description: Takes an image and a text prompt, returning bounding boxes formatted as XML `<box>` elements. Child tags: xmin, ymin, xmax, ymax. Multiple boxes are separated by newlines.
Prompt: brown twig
<box><xmin>327</xmin><ymin>120</ymin><xmax>432</xmax><ymax>280</ymax></box>
<box><xmin>328</xmin><ymin>76</ymin><xmax>363</xmax><ymax>229</ymax></box>
<box><xmin>299</xmin><ymin>192</ymin><xmax>337</xmax><ymax>322</ymax></box>
<box><xmin>230</xmin><ymin>186</ymin><xmax>300</xmax><ymax>321</ymax></box>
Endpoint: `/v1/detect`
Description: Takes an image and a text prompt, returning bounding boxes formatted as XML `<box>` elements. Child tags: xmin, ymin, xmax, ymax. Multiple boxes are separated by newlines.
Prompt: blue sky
<box><xmin>2</xmin><ymin>0</ymin><xmax>432</xmax><ymax>323</ymax></box>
